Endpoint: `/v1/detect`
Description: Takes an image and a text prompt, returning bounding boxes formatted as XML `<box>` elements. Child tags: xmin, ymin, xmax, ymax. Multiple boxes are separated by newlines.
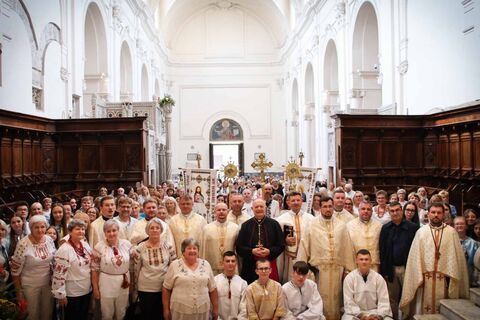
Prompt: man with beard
<box><xmin>400</xmin><ymin>203</ymin><xmax>469</xmax><ymax>316</ymax></box>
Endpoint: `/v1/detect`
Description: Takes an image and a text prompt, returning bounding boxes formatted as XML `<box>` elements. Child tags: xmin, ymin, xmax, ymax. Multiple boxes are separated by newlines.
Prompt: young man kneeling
<box><xmin>282</xmin><ymin>261</ymin><xmax>325</xmax><ymax>319</ymax></box>
<box><xmin>343</xmin><ymin>249</ymin><xmax>392</xmax><ymax>320</ymax></box>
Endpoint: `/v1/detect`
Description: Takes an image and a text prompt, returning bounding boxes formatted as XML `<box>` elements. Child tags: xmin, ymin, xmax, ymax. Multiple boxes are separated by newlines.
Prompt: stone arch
<box><xmin>141</xmin><ymin>64</ymin><xmax>149</xmax><ymax>101</ymax></box>
<box><xmin>83</xmin><ymin>1</ymin><xmax>108</xmax><ymax>115</ymax></box>
<box><xmin>39</xmin><ymin>23</ymin><xmax>61</xmax><ymax>74</ymax></box>
<box><xmin>323</xmin><ymin>39</ymin><xmax>339</xmax><ymax>109</ymax></box>
<box><xmin>120</xmin><ymin>41</ymin><xmax>133</xmax><ymax>101</ymax></box>
<box><xmin>351</xmin><ymin>1</ymin><xmax>382</xmax><ymax>109</ymax></box>
<box><xmin>304</xmin><ymin>62</ymin><xmax>315</xmax><ymax>105</ymax></box>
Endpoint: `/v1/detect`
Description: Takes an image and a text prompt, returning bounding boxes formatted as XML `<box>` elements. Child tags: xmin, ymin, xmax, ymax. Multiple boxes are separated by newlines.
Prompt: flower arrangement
<box><xmin>0</xmin><ymin>281</ymin><xmax>28</xmax><ymax>319</ymax></box>
<box><xmin>159</xmin><ymin>94</ymin><xmax>175</xmax><ymax>107</ymax></box>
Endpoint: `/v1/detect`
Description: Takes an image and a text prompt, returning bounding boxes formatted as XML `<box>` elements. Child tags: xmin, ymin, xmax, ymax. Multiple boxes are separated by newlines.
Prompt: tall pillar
<box><xmin>159</xmin><ymin>144</ymin><xmax>166</xmax><ymax>182</ymax></box>
<box><xmin>163</xmin><ymin>105</ymin><xmax>173</xmax><ymax>180</ymax></box>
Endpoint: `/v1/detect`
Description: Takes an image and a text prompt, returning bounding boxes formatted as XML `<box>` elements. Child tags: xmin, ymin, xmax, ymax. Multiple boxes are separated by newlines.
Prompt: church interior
<box><xmin>1</xmin><ymin>1</ymin><xmax>480</xmax><ymax>319</ymax></box>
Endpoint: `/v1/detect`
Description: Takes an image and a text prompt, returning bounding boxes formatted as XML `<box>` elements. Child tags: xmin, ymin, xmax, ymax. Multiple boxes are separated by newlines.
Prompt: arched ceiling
<box><xmin>160</xmin><ymin>0</ymin><xmax>290</xmax><ymax>49</ymax></box>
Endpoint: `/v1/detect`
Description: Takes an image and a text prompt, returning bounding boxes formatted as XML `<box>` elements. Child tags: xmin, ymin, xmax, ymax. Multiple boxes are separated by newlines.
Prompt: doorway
<box><xmin>209</xmin><ymin>143</ymin><xmax>244</xmax><ymax>178</ymax></box>
<box><xmin>209</xmin><ymin>118</ymin><xmax>244</xmax><ymax>178</ymax></box>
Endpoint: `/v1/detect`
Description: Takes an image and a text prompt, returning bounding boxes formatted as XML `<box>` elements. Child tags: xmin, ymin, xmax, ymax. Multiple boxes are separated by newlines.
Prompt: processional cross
<box><xmin>196</xmin><ymin>153</ymin><xmax>202</xmax><ymax>169</ymax></box>
<box><xmin>251</xmin><ymin>153</ymin><xmax>273</xmax><ymax>183</ymax></box>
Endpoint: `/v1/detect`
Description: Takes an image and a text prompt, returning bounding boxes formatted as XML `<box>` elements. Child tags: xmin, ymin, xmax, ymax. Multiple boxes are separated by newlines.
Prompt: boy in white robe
<box><xmin>343</xmin><ymin>249</ymin><xmax>392</xmax><ymax>320</ymax></box>
<box><xmin>282</xmin><ymin>261</ymin><xmax>325</xmax><ymax>320</ymax></box>
<box><xmin>214</xmin><ymin>251</ymin><xmax>248</xmax><ymax>320</ymax></box>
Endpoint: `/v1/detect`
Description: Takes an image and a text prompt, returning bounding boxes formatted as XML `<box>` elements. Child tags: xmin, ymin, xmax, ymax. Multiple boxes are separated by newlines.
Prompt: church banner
<box><xmin>284</xmin><ymin>166</ymin><xmax>318</xmax><ymax>214</ymax></box>
<box><xmin>181</xmin><ymin>168</ymin><xmax>217</xmax><ymax>223</ymax></box>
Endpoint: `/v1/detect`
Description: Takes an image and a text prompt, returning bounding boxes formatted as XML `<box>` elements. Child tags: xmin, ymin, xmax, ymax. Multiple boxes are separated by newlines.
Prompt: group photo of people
<box><xmin>0</xmin><ymin>178</ymin><xmax>479</xmax><ymax>320</ymax></box>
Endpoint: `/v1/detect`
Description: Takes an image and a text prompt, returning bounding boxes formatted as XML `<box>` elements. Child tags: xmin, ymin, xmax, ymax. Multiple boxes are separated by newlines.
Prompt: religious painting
<box><xmin>210</xmin><ymin>118</ymin><xmax>243</xmax><ymax>141</ymax></box>
<box><xmin>182</xmin><ymin>168</ymin><xmax>217</xmax><ymax>222</ymax></box>
<box><xmin>284</xmin><ymin>166</ymin><xmax>318</xmax><ymax>214</ymax></box>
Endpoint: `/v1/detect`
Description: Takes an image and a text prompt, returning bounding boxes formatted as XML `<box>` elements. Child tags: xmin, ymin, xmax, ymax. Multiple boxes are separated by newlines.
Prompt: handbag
<box><xmin>125</xmin><ymin>295</ymin><xmax>141</xmax><ymax>320</ymax></box>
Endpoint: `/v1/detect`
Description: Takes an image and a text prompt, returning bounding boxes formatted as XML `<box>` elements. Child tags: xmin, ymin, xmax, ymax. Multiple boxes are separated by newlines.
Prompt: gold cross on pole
<box><xmin>251</xmin><ymin>153</ymin><xmax>273</xmax><ymax>183</ymax></box>
<box><xmin>196</xmin><ymin>153</ymin><xmax>202</xmax><ymax>169</ymax></box>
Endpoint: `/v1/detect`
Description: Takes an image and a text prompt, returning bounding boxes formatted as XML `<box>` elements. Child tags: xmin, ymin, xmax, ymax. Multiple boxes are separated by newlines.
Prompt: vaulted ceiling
<box><xmin>157</xmin><ymin>0</ymin><xmax>291</xmax><ymax>50</ymax></box>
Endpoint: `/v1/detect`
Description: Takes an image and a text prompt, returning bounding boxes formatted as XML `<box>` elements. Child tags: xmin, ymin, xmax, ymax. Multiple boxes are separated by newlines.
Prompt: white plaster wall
<box><xmin>169</xmin><ymin>65</ymin><xmax>286</xmax><ymax>174</ymax></box>
<box><xmin>405</xmin><ymin>0</ymin><xmax>480</xmax><ymax>114</ymax></box>
<box><xmin>0</xmin><ymin>13</ymin><xmax>33</xmax><ymax>114</ymax></box>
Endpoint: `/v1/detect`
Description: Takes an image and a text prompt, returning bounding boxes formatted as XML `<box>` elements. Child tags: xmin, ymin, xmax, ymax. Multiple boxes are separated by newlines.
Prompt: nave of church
<box><xmin>0</xmin><ymin>0</ymin><xmax>480</xmax><ymax>319</ymax></box>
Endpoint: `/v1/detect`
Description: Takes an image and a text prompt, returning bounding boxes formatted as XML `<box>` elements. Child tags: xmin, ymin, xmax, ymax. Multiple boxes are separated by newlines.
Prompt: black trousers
<box><xmin>138</xmin><ymin>291</ymin><xmax>163</xmax><ymax>320</ymax></box>
<box><xmin>64</xmin><ymin>292</ymin><xmax>91</xmax><ymax>320</ymax></box>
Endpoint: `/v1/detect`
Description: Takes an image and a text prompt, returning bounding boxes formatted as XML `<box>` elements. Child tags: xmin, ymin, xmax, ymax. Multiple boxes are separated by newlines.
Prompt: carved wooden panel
<box><xmin>460</xmin><ymin>132</ymin><xmax>472</xmax><ymax>172</ymax></box>
<box><xmin>449</xmin><ymin>133</ymin><xmax>460</xmax><ymax>171</ymax></box>
<box><xmin>102</xmin><ymin>145</ymin><xmax>122</xmax><ymax>171</ymax></box>
<box><xmin>1</xmin><ymin>137</ymin><xmax>11</xmax><ymax>177</ymax></box>
<box><xmin>81</xmin><ymin>145</ymin><xmax>100</xmax><ymax>172</ymax></box>
<box><xmin>23</xmin><ymin>139</ymin><xmax>32</xmax><ymax>174</ymax></box>
<box><xmin>474</xmin><ymin>130</ymin><xmax>480</xmax><ymax>177</ymax></box>
<box><xmin>12</xmin><ymin>138</ymin><xmax>22</xmax><ymax>176</ymax></box>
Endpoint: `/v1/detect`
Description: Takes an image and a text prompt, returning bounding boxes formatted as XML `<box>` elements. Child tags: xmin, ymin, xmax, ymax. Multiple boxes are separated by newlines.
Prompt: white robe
<box><xmin>282</xmin><ymin>279</ymin><xmax>325</xmax><ymax>320</ymax></box>
<box><xmin>214</xmin><ymin>273</ymin><xmax>248</xmax><ymax>320</ymax></box>
<box><xmin>275</xmin><ymin>210</ymin><xmax>315</xmax><ymax>283</ymax></box>
<box><xmin>88</xmin><ymin>216</ymin><xmax>106</xmax><ymax>249</ymax></box>
<box><xmin>342</xmin><ymin>269</ymin><xmax>392</xmax><ymax>320</ymax></box>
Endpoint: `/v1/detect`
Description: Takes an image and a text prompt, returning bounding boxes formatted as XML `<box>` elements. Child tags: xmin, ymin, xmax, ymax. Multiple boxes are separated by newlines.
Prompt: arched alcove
<box><xmin>141</xmin><ymin>64</ymin><xmax>149</xmax><ymax>101</ymax></box>
<box><xmin>83</xmin><ymin>2</ymin><xmax>108</xmax><ymax>115</ymax></box>
<box><xmin>120</xmin><ymin>41</ymin><xmax>133</xmax><ymax>101</ymax></box>
<box><xmin>323</xmin><ymin>39</ymin><xmax>339</xmax><ymax>108</ymax></box>
<box><xmin>209</xmin><ymin>118</ymin><xmax>244</xmax><ymax>176</ymax></box>
<box><xmin>351</xmin><ymin>1</ymin><xmax>381</xmax><ymax>109</ymax></box>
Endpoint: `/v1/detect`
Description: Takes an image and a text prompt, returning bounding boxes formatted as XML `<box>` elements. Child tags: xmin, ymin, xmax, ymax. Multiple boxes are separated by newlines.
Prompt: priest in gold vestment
<box><xmin>201</xmin><ymin>203</ymin><xmax>239</xmax><ymax>275</ymax></box>
<box><xmin>346</xmin><ymin>201</ymin><xmax>382</xmax><ymax>271</ymax></box>
<box><xmin>297</xmin><ymin>196</ymin><xmax>356</xmax><ymax>320</ymax></box>
<box><xmin>400</xmin><ymin>203</ymin><xmax>469</xmax><ymax>317</ymax></box>
<box><xmin>168</xmin><ymin>194</ymin><xmax>207</xmax><ymax>256</ymax></box>
<box><xmin>275</xmin><ymin>191</ymin><xmax>314</xmax><ymax>283</ymax></box>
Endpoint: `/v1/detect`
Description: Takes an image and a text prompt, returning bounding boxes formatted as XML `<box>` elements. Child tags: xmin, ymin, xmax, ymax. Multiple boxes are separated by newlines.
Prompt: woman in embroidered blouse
<box><xmin>162</xmin><ymin>238</ymin><xmax>218</xmax><ymax>320</ymax></box>
<box><xmin>91</xmin><ymin>219</ymin><xmax>132</xmax><ymax>320</ymax></box>
<box><xmin>133</xmin><ymin>217</ymin><xmax>177</xmax><ymax>319</ymax></box>
<box><xmin>10</xmin><ymin>215</ymin><xmax>56</xmax><ymax>320</ymax></box>
<box><xmin>52</xmin><ymin>219</ymin><xmax>92</xmax><ymax>320</ymax></box>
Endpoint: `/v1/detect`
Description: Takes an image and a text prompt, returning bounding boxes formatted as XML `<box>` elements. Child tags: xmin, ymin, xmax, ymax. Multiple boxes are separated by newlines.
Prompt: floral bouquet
<box><xmin>159</xmin><ymin>94</ymin><xmax>175</xmax><ymax>107</ymax></box>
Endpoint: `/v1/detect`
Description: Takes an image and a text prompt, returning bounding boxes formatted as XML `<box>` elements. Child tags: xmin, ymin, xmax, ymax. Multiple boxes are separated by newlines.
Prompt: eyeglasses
<box><xmin>256</xmin><ymin>267</ymin><xmax>271</xmax><ymax>272</ymax></box>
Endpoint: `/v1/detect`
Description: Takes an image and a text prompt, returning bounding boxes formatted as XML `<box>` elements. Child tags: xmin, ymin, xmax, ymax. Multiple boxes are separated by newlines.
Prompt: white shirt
<box><xmin>214</xmin><ymin>273</ymin><xmax>247</xmax><ymax>320</ymax></box>
<box><xmin>372</xmin><ymin>207</ymin><xmax>391</xmax><ymax>225</ymax></box>
<box><xmin>282</xmin><ymin>279</ymin><xmax>325</xmax><ymax>320</ymax></box>
<box><xmin>52</xmin><ymin>239</ymin><xmax>92</xmax><ymax>298</ymax></box>
<box><xmin>114</xmin><ymin>215</ymin><xmax>138</xmax><ymax>240</ymax></box>
<box><xmin>342</xmin><ymin>269</ymin><xmax>392</xmax><ymax>319</ymax></box>
<box><xmin>243</xmin><ymin>202</ymin><xmax>253</xmax><ymax>216</ymax></box>
<box><xmin>10</xmin><ymin>236</ymin><xmax>56</xmax><ymax>287</ymax></box>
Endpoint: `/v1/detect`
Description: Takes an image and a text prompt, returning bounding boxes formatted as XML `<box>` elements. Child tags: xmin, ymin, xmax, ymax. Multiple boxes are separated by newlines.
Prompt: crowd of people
<box><xmin>0</xmin><ymin>178</ymin><xmax>479</xmax><ymax>320</ymax></box>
